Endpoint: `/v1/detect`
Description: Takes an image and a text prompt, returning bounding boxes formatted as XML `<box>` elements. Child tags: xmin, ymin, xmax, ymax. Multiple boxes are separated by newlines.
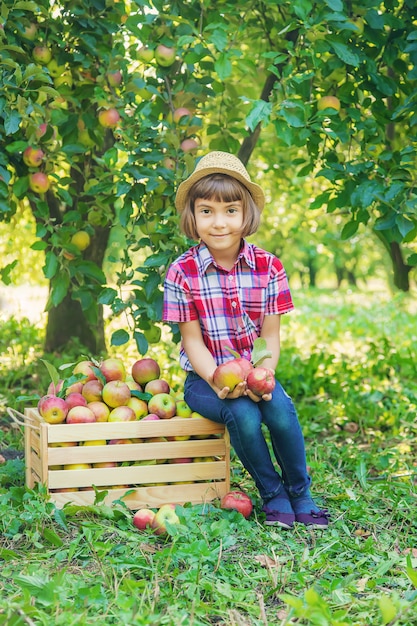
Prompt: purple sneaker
<box><xmin>295</xmin><ymin>509</ymin><xmax>329</xmax><ymax>529</ymax></box>
<box><xmin>262</xmin><ymin>506</ymin><xmax>295</xmax><ymax>530</ymax></box>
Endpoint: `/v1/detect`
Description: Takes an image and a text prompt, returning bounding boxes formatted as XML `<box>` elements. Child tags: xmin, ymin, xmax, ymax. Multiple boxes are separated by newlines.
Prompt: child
<box><xmin>163</xmin><ymin>151</ymin><xmax>328</xmax><ymax>529</ymax></box>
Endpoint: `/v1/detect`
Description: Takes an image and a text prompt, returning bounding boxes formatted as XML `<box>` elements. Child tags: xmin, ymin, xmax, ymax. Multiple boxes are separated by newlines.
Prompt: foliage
<box><xmin>1</xmin><ymin>289</ymin><xmax>417</xmax><ymax>624</ymax></box>
<box><xmin>1</xmin><ymin>0</ymin><xmax>417</xmax><ymax>355</ymax></box>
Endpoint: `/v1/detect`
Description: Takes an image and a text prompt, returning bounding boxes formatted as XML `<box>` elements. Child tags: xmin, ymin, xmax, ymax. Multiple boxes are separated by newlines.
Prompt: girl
<box><xmin>163</xmin><ymin>151</ymin><xmax>328</xmax><ymax>529</ymax></box>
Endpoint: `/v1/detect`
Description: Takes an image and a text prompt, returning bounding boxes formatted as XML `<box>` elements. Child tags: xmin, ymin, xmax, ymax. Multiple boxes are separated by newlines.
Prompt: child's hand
<box><xmin>209</xmin><ymin>375</ymin><xmax>247</xmax><ymax>400</ymax></box>
<box><xmin>246</xmin><ymin>388</ymin><xmax>273</xmax><ymax>403</ymax></box>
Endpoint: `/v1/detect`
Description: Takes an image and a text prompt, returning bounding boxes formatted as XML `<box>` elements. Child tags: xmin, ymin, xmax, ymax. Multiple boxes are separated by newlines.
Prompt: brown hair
<box><xmin>179</xmin><ymin>174</ymin><xmax>261</xmax><ymax>240</ymax></box>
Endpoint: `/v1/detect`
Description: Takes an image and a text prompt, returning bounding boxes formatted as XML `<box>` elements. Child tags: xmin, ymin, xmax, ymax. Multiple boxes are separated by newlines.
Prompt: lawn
<box><xmin>1</xmin><ymin>287</ymin><xmax>417</xmax><ymax>625</ymax></box>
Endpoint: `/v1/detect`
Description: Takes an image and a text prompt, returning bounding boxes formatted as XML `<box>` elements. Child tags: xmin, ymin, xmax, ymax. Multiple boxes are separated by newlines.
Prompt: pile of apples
<box><xmin>37</xmin><ymin>356</ymin><xmax>193</xmax><ymax>425</ymax></box>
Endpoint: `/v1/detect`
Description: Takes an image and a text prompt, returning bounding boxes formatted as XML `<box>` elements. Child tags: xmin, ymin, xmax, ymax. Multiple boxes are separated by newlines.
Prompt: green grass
<box><xmin>1</xmin><ymin>288</ymin><xmax>417</xmax><ymax>625</ymax></box>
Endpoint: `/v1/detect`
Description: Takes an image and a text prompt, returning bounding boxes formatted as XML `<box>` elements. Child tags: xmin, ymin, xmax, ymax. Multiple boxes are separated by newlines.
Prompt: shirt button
<box><xmin>229</xmin><ymin>276</ymin><xmax>233</xmax><ymax>281</ymax></box>
<box><xmin>231</xmin><ymin>301</ymin><xmax>237</xmax><ymax>308</ymax></box>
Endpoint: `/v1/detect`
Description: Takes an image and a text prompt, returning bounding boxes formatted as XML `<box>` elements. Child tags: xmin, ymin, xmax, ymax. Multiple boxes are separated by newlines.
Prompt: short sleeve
<box><xmin>163</xmin><ymin>265</ymin><xmax>199</xmax><ymax>323</ymax></box>
<box><xmin>265</xmin><ymin>257</ymin><xmax>294</xmax><ymax>315</ymax></box>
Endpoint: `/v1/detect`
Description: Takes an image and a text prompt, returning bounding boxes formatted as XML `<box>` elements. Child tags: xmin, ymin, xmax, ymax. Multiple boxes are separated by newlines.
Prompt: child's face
<box><xmin>194</xmin><ymin>197</ymin><xmax>245</xmax><ymax>257</ymax></box>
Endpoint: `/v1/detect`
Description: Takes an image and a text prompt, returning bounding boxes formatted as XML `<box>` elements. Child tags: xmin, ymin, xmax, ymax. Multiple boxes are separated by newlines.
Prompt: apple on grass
<box><xmin>221</xmin><ymin>491</ymin><xmax>253</xmax><ymax>519</ymax></box>
<box><xmin>66</xmin><ymin>406</ymin><xmax>96</xmax><ymax>423</ymax></box>
<box><xmin>246</xmin><ymin>367</ymin><xmax>276</xmax><ymax>396</ymax></box>
<box><xmin>133</xmin><ymin>508</ymin><xmax>156</xmax><ymax>530</ymax></box>
<box><xmin>147</xmin><ymin>393</ymin><xmax>176</xmax><ymax>419</ymax></box>
<box><xmin>151</xmin><ymin>504</ymin><xmax>180</xmax><ymax>535</ymax></box>
<box><xmin>131</xmin><ymin>357</ymin><xmax>160</xmax><ymax>386</ymax></box>
<box><xmin>102</xmin><ymin>380</ymin><xmax>131</xmax><ymax>408</ymax></box>
<box><xmin>38</xmin><ymin>395</ymin><xmax>69</xmax><ymax>424</ymax></box>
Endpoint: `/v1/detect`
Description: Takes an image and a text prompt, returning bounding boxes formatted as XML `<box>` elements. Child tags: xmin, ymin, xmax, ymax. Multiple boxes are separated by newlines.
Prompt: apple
<box><xmin>47</xmin><ymin>379</ymin><xmax>64</xmax><ymax>395</ymax></box>
<box><xmin>71</xmin><ymin>230</ymin><xmax>90</xmax><ymax>251</ymax></box>
<box><xmin>28</xmin><ymin>172</ymin><xmax>50</xmax><ymax>193</ymax></box>
<box><xmin>142</xmin><ymin>413</ymin><xmax>160</xmax><ymax>421</ymax></box>
<box><xmin>175</xmin><ymin>400</ymin><xmax>192</xmax><ymax>418</ymax></box>
<box><xmin>32</xmin><ymin>45</ymin><xmax>52</xmax><ymax>65</ymax></box>
<box><xmin>125</xmin><ymin>379</ymin><xmax>142</xmax><ymax>392</ymax></box>
<box><xmin>102</xmin><ymin>380</ymin><xmax>131</xmax><ymax>408</ymax></box>
<box><xmin>65</xmin><ymin>381</ymin><xmax>83</xmax><ymax>395</ymax></box>
<box><xmin>108</xmin><ymin>406</ymin><xmax>136</xmax><ymax>422</ymax></box>
<box><xmin>73</xmin><ymin>360</ymin><xmax>97</xmax><ymax>382</ymax></box>
<box><xmin>37</xmin><ymin>395</ymin><xmax>68</xmax><ymax>424</ymax></box>
<box><xmin>66</xmin><ymin>392</ymin><xmax>88</xmax><ymax>409</ymax></box>
<box><xmin>172</xmin><ymin>107</ymin><xmax>192</xmax><ymax>123</ymax></box>
<box><xmin>98</xmin><ymin>108</ymin><xmax>120</xmax><ymax>128</ymax></box>
<box><xmin>127</xmin><ymin>396</ymin><xmax>148</xmax><ymax>419</ymax></box>
<box><xmin>87</xmin><ymin>401</ymin><xmax>110</xmax><ymax>422</ymax></box>
<box><xmin>81</xmin><ymin>439</ymin><xmax>107</xmax><ymax>446</ymax></box>
<box><xmin>151</xmin><ymin>504</ymin><xmax>180</xmax><ymax>535</ymax></box>
<box><xmin>133</xmin><ymin>508</ymin><xmax>156</xmax><ymax>530</ymax></box>
<box><xmin>246</xmin><ymin>367</ymin><xmax>276</xmax><ymax>396</ymax></box>
<box><xmin>144</xmin><ymin>378</ymin><xmax>170</xmax><ymax>396</ymax></box>
<box><xmin>93</xmin><ymin>461</ymin><xmax>118</xmax><ymax>468</ymax></box>
<box><xmin>137</xmin><ymin>46</ymin><xmax>154</xmax><ymax>63</ymax></box>
<box><xmin>317</xmin><ymin>95</ymin><xmax>341</xmax><ymax>112</ymax></box>
<box><xmin>147</xmin><ymin>393</ymin><xmax>177</xmax><ymax>419</ymax></box>
<box><xmin>47</xmin><ymin>59</ymin><xmax>66</xmax><ymax>78</ymax></box>
<box><xmin>100</xmin><ymin>357</ymin><xmax>126</xmax><ymax>382</ymax></box>
<box><xmin>66</xmin><ymin>406</ymin><xmax>96</xmax><ymax>423</ymax></box>
<box><xmin>221</xmin><ymin>491</ymin><xmax>253</xmax><ymax>519</ymax></box>
<box><xmin>234</xmin><ymin>357</ymin><xmax>254</xmax><ymax>379</ymax></box>
<box><xmin>64</xmin><ymin>463</ymin><xmax>92</xmax><ymax>470</ymax></box>
<box><xmin>50</xmin><ymin>441</ymin><xmax>77</xmax><ymax>448</ymax></box>
<box><xmin>107</xmin><ymin>70</ymin><xmax>122</xmax><ymax>87</ymax></box>
<box><xmin>171</xmin><ymin>457</ymin><xmax>192</xmax><ymax>463</ymax></box>
<box><xmin>82</xmin><ymin>379</ymin><xmax>103</xmax><ymax>403</ymax></box>
<box><xmin>154</xmin><ymin>45</ymin><xmax>176</xmax><ymax>67</ymax></box>
<box><xmin>23</xmin><ymin>23</ymin><xmax>37</xmax><ymax>40</ymax></box>
<box><xmin>23</xmin><ymin>146</ymin><xmax>45</xmax><ymax>167</ymax></box>
<box><xmin>213</xmin><ymin>359</ymin><xmax>246</xmax><ymax>392</ymax></box>
<box><xmin>131</xmin><ymin>357</ymin><xmax>160</xmax><ymax>386</ymax></box>
<box><xmin>35</xmin><ymin>123</ymin><xmax>48</xmax><ymax>139</ymax></box>
<box><xmin>180</xmin><ymin>138</ymin><xmax>199</xmax><ymax>152</ymax></box>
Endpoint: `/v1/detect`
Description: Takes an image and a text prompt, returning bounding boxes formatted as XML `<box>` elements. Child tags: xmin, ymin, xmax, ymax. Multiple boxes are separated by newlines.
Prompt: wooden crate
<box><xmin>24</xmin><ymin>408</ymin><xmax>230</xmax><ymax>510</ymax></box>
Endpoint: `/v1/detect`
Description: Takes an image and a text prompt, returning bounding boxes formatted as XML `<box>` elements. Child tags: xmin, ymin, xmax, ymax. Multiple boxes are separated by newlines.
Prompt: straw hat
<box><xmin>175</xmin><ymin>151</ymin><xmax>265</xmax><ymax>212</ymax></box>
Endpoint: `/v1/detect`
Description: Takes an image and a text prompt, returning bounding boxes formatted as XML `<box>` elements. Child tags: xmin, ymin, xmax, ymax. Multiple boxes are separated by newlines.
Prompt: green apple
<box><xmin>151</xmin><ymin>504</ymin><xmax>180</xmax><ymax>535</ymax></box>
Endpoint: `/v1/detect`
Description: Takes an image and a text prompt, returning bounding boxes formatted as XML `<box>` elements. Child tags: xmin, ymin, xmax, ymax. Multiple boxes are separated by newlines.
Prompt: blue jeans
<box><xmin>184</xmin><ymin>372</ymin><xmax>311</xmax><ymax>503</ymax></box>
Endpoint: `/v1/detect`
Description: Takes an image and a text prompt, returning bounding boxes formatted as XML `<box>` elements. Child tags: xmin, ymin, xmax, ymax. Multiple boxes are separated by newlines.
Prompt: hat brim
<box><xmin>175</xmin><ymin>166</ymin><xmax>265</xmax><ymax>212</ymax></box>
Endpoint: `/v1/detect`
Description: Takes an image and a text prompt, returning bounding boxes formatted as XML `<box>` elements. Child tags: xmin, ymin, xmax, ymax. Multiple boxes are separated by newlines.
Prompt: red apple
<box><xmin>93</xmin><ymin>461</ymin><xmax>118</xmax><ymax>468</ymax></box>
<box><xmin>142</xmin><ymin>413</ymin><xmax>160</xmax><ymax>421</ymax></box>
<box><xmin>171</xmin><ymin>457</ymin><xmax>192</xmax><ymax>463</ymax></box>
<box><xmin>35</xmin><ymin>123</ymin><xmax>48</xmax><ymax>139</ymax></box>
<box><xmin>173</xmin><ymin>107</ymin><xmax>191</xmax><ymax>123</ymax></box>
<box><xmin>98</xmin><ymin>108</ymin><xmax>120</xmax><ymax>128</ymax></box>
<box><xmin>126</xmin><ymin>397</ymin><xmax>148</xmax><ymax>419</ymax></box>
<box><xmin>73</xmin><ymin>360</ymin><xmax>97</xmax><ymax>382</ymax></box>
<box><xmin>213</xmin><ymin>359</ymin><xmax>246</xmax><ymax>392</ymax></box>
<box><xmin>317</xmin><ymin>95</ymin><xmax>341</xmax><ymax>112</ymax></box>
<box><xmin>47</xmin><ymin>379</ymin><xmax>64</xmax><ymax>395</ymax></box>
<box><xmin>133</xmin><ymin>508</ymin><xmax>156</xmax><ymax>530</ymax></box>
<box><xmin>66</xmin><ymin>406</ymin><xmax>96</xmax><ymax>423</ymax></box>
<box><xmin>107</xmin><ymin>70</ymin><xmax>122</xmax><ymax>87</ymax></box>
<box><xmin>87</xmin><ymin>401</ymin><xmax>110</xmax><ymax>422</ymax></box>
<box><xmin>32</xmin><ymin>45</ymin><xmax>52</xmax><ymax>65</ymax></box>
<box><xmin>131</xmin><ymin>357</ymin><xmax>160</xmax><ymax>386</ymax></box>
<box><xmin>28</xmin><ymin>172</ymin><xmax>50</xmax><ymax>193</ymax></box>
<box><xmin>221</xmin><ymin>491</ymin><xmax>253</xmax><ymax>519</ymax></box>
<box><xmin>23</xmin><ymin>146</ymin><xmax>45</xmax><ymax>167</ymax></box>
<box><xmin>154</xmin><ymin>45</ymin><xmax>176</xmax><ymax>67</ymax></box>
<box><xmin>100</xmin><ymin>357</ymin><xmax>126</xmax><ymax>382</ymax></box>
<box><xmin>38</xmin><ymin>395</ymin><xmax>68</xmax><ymax>424</ymax></box>
<box><xmin>144</xmin><ymin>378</ymin><xmax>170</xmax><ymax>396</ymax></box>
<box><xmin>180</xmin><ymin>138</ymin><xmax>199</xmax><ymax>152</ymax></box>
<box><xmin>66</xmin><ymin>392</ymin><xmax>88</xmax><ymax>409</ymax></box>
<box><xmin>102</xmin><ymin>380</ymin><xmax>131</xmax><ymax>408</ymax></box>
<box><xmin>65</xmin><ymin>381</ymin><xmax>83</xmax><ymax>396</ymax></box>
<box><xmin>147</xmin><ymin>393</ymin><xmax>176</xmax><ymax>419</ymax></box>
<box><xmin>108</xmin><ymin>406</ymin><xmax>136</xmax><ymax>422</ymax></box>
<box><xmin>125</xmin><ymin>378</ymin><xmax>142</xmax><ymax>392</ymax></box>
<box><xmin>151</xmin><ymin>504</ymin><xmax>180</xmax><ymax>535</ymax></box>
<box><xmin>234</xmin><ymin>358</ymin><xmax>254</xmax><ymax>379</ymax></box>
<box><xmin>246</xmin><ymin>367</ymin><xmax>276</xmax><ymax>396</ymax></box>
<box><xmin>108</xmin><ymin>438</ymin><xmax>134</xmax><ymax>445</ymax></box>
<box><xmin>82</xmin><ymin>379</ymin><xmax>103</xmax><ymax>403</ymax></box>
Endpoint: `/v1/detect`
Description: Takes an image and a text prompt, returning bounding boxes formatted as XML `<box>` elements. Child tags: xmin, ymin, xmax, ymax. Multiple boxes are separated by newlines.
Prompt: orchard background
<box><xmin>1</xmin><ymin>2</ymin><xmax>417</xmax><ymax>624</ymax></box>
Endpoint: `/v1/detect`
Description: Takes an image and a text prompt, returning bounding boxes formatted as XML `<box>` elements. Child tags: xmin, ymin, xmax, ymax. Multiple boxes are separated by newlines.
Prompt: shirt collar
<box><xmin>194</xmin><ymin>240</ymin><xmax>256</xmax><ymax>276</ymax></box>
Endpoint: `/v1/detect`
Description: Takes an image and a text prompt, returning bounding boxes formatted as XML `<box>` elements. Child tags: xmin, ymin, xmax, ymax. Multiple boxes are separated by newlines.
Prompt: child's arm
<box><xmin>179</xmin><ymin>320</ymin><xmax>246</xmax><ymax>400</ymax></box>
<box><xmin>245</xmin><ymin>314</ymin><xmax>281</xmax><ymax>403</ymax></box>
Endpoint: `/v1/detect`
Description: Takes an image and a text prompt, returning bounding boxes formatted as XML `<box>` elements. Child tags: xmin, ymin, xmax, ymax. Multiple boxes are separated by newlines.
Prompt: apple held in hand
<box><xmin>213</xmin><ymin>359</ymin><xmax>246</xmax><ymax>392</ymax></box>
<box><xmin>38</xmin><ymin>395</ymin><xmax>69</xmax><ymax>424</ymax></box>
<box><xmin>151</xmin><ymin>504</ymin><xmax>180</xmax><ymax>535</ymax></box>
<box><xmin>133</xmin><ymin>508</ymin><xmax>156</xmax><ymax>530</ymax></box>
<box><xmin>221</xmin><ymin>491</ymin><xmax>253</xmax><ymax>519</ymax></box>
<box><xmin>147</xmin><ymin>393</ymin><xmax>176</xmax><ymax>419</ymax></box>
<box><xmin>246</xmin><ymin>367</ymin><xmax>276</xmax><ymax>396</ymax></box>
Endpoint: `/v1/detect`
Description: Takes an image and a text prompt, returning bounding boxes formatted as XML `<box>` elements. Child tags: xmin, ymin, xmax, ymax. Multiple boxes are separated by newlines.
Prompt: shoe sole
<box><xmin>264</xmin><ymin>520</ymin><xmax>294</xmax><ymax>530</ymax></box>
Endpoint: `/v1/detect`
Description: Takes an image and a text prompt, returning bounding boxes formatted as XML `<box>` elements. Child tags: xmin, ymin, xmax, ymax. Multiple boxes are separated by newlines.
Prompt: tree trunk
<box><xmin>374</xmin><ymin>232</ymin><xmax>411</xmax><ymax>291</ymax></box>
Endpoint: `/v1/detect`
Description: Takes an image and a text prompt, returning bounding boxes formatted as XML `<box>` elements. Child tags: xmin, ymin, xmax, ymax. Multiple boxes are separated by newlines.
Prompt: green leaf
<box><xmin>245</xmin><ymin>100</ymin><xmax>272</xmax><ymax>131</ymax></box>
<box><xmin>341</xmin><ymin>220</ymin><xmax>359</xmax><ymax>240</ymax></box>
<box><xmin>330</xmin><ymin>41</ymin><xmax>360</xmax><ymax>66</ymax></box>
<box><xmin>42</xmin><ymin>527</ymin><xmax>64</xmax><ymax>547</ymax></box>
<box><xmin>406</xmin><ymin>554</ymin><xmax>417</xmax><ymax>588</ymax></box>
<box><xmin>111</xmin><ymin>328</ymin><xmax>130</xmax><ymax>346</ymax></box>
<box><xmin>224</xmin><ymin>345</ymin><xmax>241</xmax><ymax>359</ymax></box>
<box><xmin>1</xmin><ymin>260</ymin><xmax>18</xmax><ymax>285</ymax></box>
<box><xmin>4</xmin><ymin>110</ymin><xmax>21</xmax><ymax>135</ymax></box>
<box><xmin>251</xmin><ymin>337</ymin><xmax>272</xmax><ymax>367</ymax></box>
<box><xmin>379</xmin><ymin>595</ymin><xmax>397</xmax><ymax>624</ymax></box>
<box><xmin>215</xmin><ymin>53</ymin><xmax>232</xmax><ymax>80</ymax></box>
<box><xmin>39</xmin><ymin>359</ymin><xmax>60</xmax><ymax>386</ymax></box>
<box><xmin>396</xmin><ymin>214</ymin><xmax>415</xmax><ymax>238</ymax></box>
<box><xmin>43</xmin><ymin>251</ymin><xmax>59</xmax><ymax>279</ymax></box>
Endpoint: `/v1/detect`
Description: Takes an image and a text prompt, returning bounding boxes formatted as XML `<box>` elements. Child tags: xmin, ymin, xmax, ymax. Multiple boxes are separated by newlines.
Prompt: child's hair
<box><xmin>179</xmin><ymin>174</ymin><xmax>261</xmax><ymax>240</ymax></box>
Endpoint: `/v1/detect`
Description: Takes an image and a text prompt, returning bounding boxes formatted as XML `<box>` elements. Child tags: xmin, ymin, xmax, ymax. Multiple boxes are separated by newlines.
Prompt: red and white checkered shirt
<box><xmin>163</xmin><ymin>240</ymin><xmax>294</xmax><ymax>371</ymax></box>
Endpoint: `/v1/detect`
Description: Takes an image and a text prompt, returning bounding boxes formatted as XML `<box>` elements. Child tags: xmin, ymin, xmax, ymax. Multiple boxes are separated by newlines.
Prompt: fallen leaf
<box><xmin>254</xmin><ymin>554</ymin><xmax>280</xmax><ymax>568</ymax></box>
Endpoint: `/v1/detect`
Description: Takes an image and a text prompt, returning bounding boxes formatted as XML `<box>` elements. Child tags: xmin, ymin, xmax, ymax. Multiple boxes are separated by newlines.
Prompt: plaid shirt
<box><xmin>163</xmin><ymin>240</ymin><xmax>294</xmax><ymax>371</ymax></box>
